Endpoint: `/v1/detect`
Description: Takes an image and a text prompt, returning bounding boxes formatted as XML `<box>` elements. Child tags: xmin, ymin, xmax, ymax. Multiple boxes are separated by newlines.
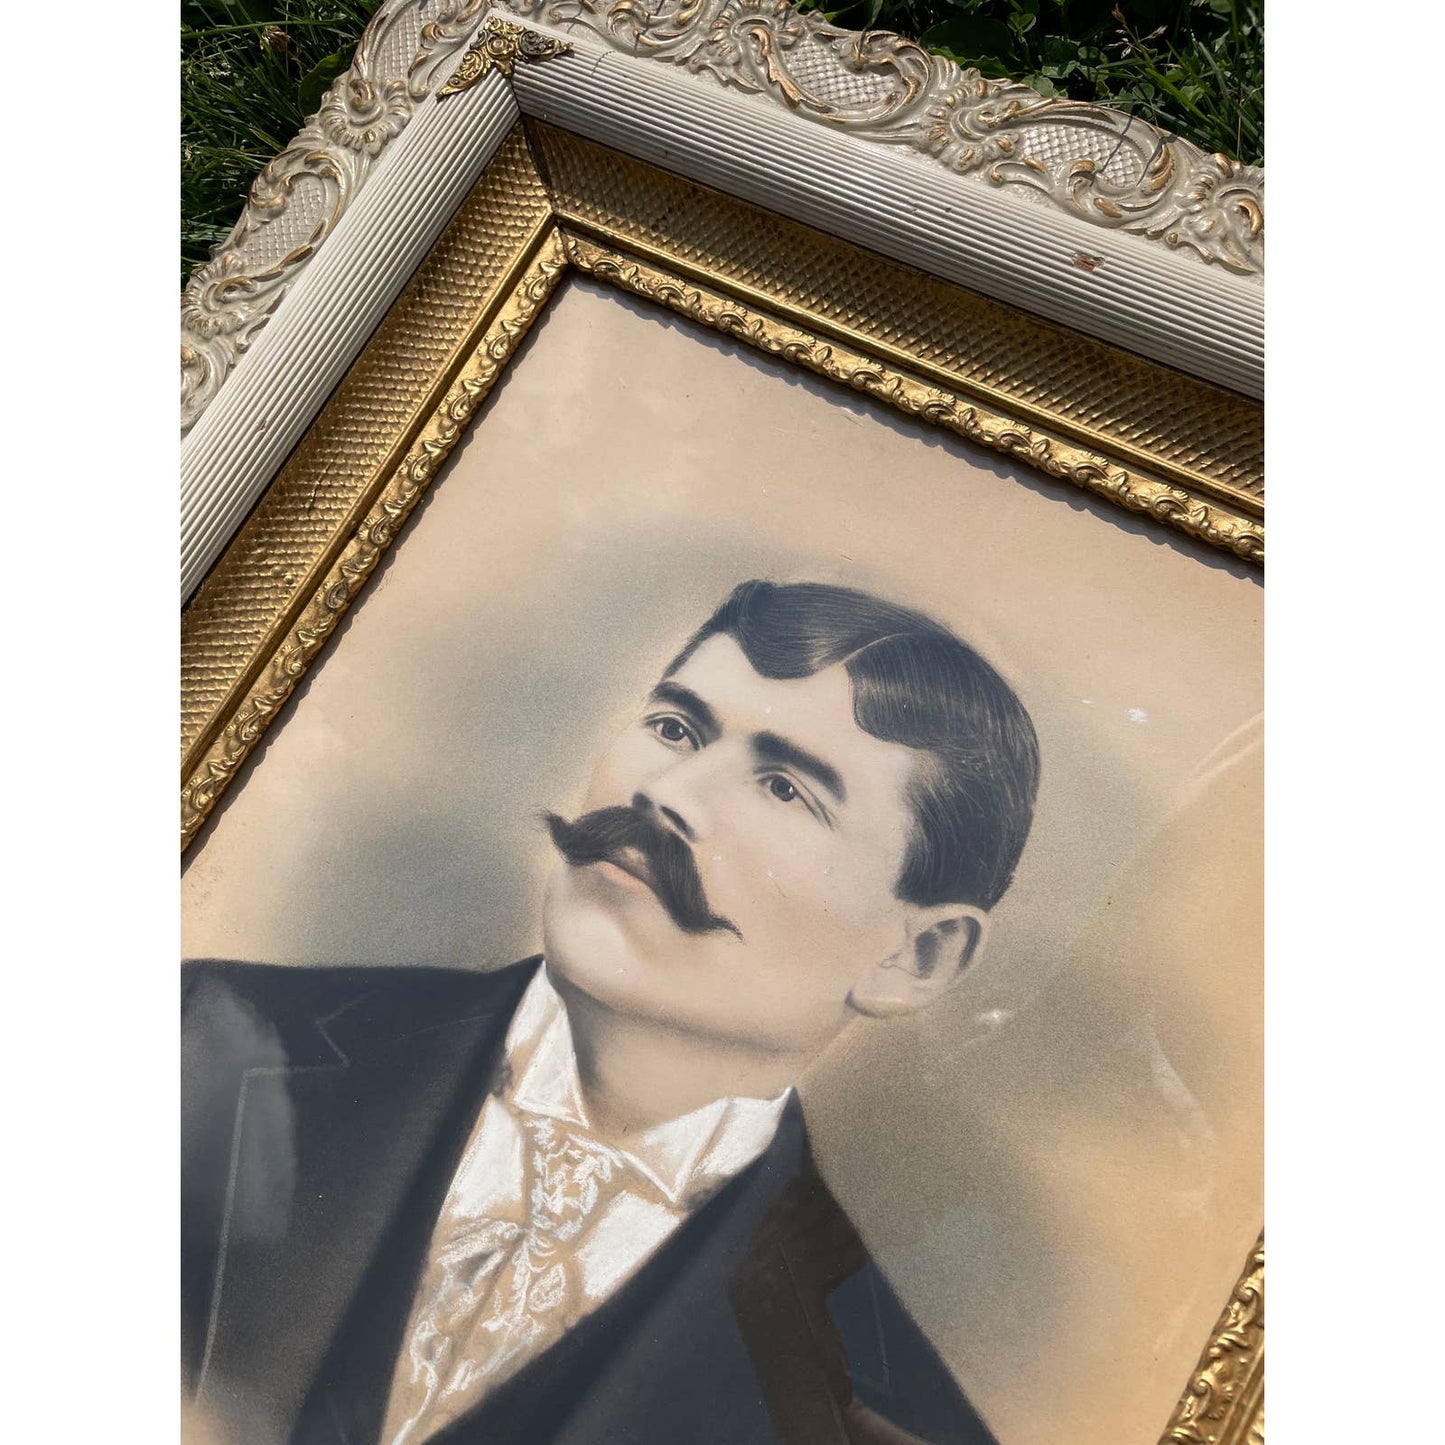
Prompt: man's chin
<box><xmin>542</xmin><ymin>927</ymin><xmax>665</xmax><ymax>1028</ymax></box>
<box><xmin>544</xmin><ymin>876</ymin><xmax>718</xmax><ymax>1024</ymax></box>
<box><xmin>544</xmin><ymin>871</ymin><xmax>654</xmax><ymax>978</ymax></box>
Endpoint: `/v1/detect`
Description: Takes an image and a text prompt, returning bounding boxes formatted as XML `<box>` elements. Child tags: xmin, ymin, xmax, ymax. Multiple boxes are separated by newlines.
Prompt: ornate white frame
<box><xmin>180</xmin><ymin>0</ymin><xmax>1263</xmax><ymax>599</ymax></box>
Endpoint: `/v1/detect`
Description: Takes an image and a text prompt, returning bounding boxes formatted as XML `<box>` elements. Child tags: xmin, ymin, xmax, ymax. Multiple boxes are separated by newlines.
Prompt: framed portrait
<box><xmin>179</xmin><ymin>6</ymin><xmax>1264</xmax><ymax>1444</ymax></box>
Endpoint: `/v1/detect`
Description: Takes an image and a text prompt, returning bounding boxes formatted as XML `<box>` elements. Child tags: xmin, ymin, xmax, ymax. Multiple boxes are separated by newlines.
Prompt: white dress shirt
<box><xmin>381</xmin><ymin>964</ymin><xmax>790</xmax><ymax>1445</ymax></box>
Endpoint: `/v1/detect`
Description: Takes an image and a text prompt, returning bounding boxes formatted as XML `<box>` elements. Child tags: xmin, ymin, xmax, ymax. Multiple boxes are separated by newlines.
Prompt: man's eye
<box><xmin>650</xmin><ymin>716</ymin><xmax>696</xmax><ymax>747</ymax></box>
<box><xmin>766</xmin><ymin>776</ymin><xmax>798</xmax><ymax>803</ymax></box>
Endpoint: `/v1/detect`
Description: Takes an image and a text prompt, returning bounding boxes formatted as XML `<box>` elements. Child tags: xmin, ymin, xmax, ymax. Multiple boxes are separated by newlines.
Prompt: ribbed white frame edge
<box><xmin>181</xmin><ymin>11</ymin><xmax>1263</xmax><ymax>603</ymax></box>
<box><xmin>179</xmin><ymin>70</ymin><xmax>520</xmax><ymax>602</ymax></box>
<box><xmin>514</xmin><ymin>20</ymin><xmax>1263</xmax><ymax>397</ymax></box>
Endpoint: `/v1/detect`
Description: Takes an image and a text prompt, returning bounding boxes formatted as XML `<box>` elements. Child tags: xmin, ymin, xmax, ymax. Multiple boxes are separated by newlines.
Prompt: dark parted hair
<box><xmin>668</xmin><ymin>580</ymin><xmax>1040</xmax><ymax>911</ymax></box>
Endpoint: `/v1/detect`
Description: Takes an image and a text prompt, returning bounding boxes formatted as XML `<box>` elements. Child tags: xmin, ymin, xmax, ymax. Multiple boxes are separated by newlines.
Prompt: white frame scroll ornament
<box><xmin>181</xmin><ymin>0</ymin><xmax>1262</xmax><ymax>433</ymax></box>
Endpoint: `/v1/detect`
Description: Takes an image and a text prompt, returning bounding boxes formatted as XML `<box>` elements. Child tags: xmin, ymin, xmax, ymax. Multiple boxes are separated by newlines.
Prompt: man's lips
<box><xmin>590</xmin><ymin>846</ymin><xmax>661</xmax><ymax>896</ymax></box>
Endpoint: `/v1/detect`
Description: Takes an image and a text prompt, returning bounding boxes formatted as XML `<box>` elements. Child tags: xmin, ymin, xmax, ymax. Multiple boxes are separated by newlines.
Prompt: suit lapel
<box><xmin>196</xmin><ymin>961</ymin><xmax>537</xmax><ymax>1445</ymax></box>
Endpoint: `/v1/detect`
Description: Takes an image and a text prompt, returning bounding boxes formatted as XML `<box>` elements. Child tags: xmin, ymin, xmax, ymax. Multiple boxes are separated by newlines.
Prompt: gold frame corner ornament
<box><xmin>436</xmin><ymin>14</ymin><xmax>573</xmax><ymax>96</ymax></box>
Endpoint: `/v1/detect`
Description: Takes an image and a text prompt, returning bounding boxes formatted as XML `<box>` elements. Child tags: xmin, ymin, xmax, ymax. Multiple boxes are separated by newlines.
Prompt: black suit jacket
<box><xmin>182</xmin><ymin>958</ymin><xmax>997</xmax><ymax>1445</ymax></box>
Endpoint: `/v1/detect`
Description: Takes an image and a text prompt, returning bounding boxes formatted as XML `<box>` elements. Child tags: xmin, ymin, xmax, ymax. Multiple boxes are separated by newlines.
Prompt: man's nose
<box><xmin>632</xmin><ymin>790</ymin><xmax>696</xmax><ymax>844</ymax></box>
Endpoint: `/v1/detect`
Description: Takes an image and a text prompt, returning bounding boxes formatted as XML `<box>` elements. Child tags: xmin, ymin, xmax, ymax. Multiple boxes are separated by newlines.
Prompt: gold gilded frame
<box><xmin>181</xmin><ymin>117</ymin><xmax>1264</xmax><ymax>1443</ymax></box>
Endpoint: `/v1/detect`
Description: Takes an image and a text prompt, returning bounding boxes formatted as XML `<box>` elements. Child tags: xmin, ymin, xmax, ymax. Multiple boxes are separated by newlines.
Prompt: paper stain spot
<box><xmin>1081</xmin><ymin>698</ymin><xmax>1095</xmax><ymax>707</ymax></box>
<box><xmin>1127</xmin><ymin>707</ymin><xmax>1149</xmax><ymax>724</ymax></box>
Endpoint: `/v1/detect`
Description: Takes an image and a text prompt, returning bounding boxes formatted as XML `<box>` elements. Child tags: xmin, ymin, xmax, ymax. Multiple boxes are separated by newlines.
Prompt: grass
<box><xmin>813</xmin><ymin>1</ymin><xmax>1264</xmax><ymax>164</ymax></box>
<box><xmin>181</xmin><ymin>2</ymin><xmax>378</xmax><ymax>288</ymax></box>
<box><xmin>181</xmin><ymin>0</ymin><xmax>1263</xmax><ymax>290</ymax></box>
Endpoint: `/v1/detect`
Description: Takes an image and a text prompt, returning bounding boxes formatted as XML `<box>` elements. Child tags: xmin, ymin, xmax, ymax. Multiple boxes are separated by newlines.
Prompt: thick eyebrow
<box><xmin>752</xmin><ymin>730</ymin><xmax>847</xmax><ymax>805</ymax></box>
<box><xmin>647</xmin><ymin>680</ymin><xmax>719</xmax><ymax>741</ymax></box>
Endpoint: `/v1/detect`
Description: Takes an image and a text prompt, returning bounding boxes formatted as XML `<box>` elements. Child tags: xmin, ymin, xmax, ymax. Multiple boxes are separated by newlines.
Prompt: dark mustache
<box><xmin>544</xmin><ymin>806</ymin><xmax>742</xmax><ymax>939</ymax></box>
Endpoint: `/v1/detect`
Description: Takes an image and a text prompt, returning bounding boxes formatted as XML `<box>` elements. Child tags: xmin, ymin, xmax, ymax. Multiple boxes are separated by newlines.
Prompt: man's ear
<box><xmin>847</xmin><ymin>905</ymin><xmax>990</xmax><ymax>1019</ymax></box>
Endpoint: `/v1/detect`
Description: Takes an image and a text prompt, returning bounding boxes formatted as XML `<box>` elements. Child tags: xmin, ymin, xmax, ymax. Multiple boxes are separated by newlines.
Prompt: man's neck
<box><xmin>551</xmin><ymin>976</ymin><xmax>809</xmax><ymax>1144</ymax></box>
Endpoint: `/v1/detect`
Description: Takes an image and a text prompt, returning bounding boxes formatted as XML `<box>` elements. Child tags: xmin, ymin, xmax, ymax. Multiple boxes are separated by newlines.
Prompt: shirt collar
<box><xmin>505</xmin><ymin>964</ymin><xmax>790</xmax><ymax>1206</ymax></box>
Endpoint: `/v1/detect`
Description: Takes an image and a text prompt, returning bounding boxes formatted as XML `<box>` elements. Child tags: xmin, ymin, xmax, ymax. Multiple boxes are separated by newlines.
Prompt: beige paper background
<box><xmin>183</xmin><ymin>278</ymin><xmax>1263</xmax><ymax>1445</ymax></box>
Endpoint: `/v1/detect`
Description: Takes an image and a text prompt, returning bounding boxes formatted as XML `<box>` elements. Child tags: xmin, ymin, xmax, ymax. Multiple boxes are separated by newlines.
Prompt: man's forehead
<box><xmin>666</xmin><ymin>633</ymin><xmax>849</xmax><ymax>721</ymax></box>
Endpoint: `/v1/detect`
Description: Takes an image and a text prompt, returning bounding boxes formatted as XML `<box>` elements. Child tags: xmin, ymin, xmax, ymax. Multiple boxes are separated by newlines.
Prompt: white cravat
<box><xmin>381</xmin><ymin>965</ymin><xmax>790</xmax><ymax>1445</ymax></box>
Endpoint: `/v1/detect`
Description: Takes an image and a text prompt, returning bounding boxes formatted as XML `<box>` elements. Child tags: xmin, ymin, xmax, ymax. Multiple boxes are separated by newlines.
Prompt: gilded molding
<box><xmin>180</xmin><ymin>0</ymin><xmax>491</xmax><ymax>432</ymax></box>
<box><xmin>181</xmin><ymin>232</ymin><xmax>569</xmax><ymax>848</ymax></box>
<box><xmin>564</xmin><ymin>232</ymin><xmax>1262</xmax><ymax>564</ymax></box>
<box><xmin>532</xmin><ymin>124</ymin><xmax>1262</xmax><ymax>515</ymax></box>
<box><xmin>182</xmin><ymin>0</ymin><xmax>1265</xmax><ymax>433</ymax></box>
<box><xmin>181</xmin><ymin>126</ymin><xmax>552</xmax><ymax>761</ymax></box>
<box><xmin>503</xmin><ymin>0</ymin><xmax>1263</xmax><ymax>275</ymax></box>
<box><xmin>1159</xmin><ymin>1236</ymin><xmax>1264</xmax><ymax>1445</ymax></box>
<box><xmin>437</xmin><ymin>13</ymin><xmax>573</xmax><ymax>95</ymax></box>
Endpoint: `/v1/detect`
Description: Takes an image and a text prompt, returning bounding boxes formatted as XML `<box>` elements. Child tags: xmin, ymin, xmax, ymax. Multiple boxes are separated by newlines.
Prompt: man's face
<box><xmin>542</xmin><ymin>633</ymin><xmax>928</xmax><ymax>1060</ymax></box>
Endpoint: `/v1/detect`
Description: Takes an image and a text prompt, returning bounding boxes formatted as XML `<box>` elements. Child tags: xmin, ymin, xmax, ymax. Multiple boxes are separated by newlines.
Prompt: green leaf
<box><xmin>920</xmin><ymin>16</ymin><xmax>1019</xmax><ymax>65</ymax></box>
<box><xmin>297</xmin><ymin>49</ymin><xmax>352</xmax><ymax>117</ymax></box>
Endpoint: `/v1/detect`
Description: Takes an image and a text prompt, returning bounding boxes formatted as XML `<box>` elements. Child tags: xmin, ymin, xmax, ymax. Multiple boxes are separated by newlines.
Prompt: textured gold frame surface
<box><xmin>181</xmin><ymin>117</ymin><xmax>1264</xmax><ymax>1444</ymax></box>
<box><xmin>1161</xmin><ymin>1235</ymin><xmax>1264</xmax><ymax>1445</ymax></box>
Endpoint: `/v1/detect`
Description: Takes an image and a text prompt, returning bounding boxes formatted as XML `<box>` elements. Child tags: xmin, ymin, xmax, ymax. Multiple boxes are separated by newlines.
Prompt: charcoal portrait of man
<box><xmin>182</xmin><ymin>579</ymin><xmax>1041</xmax><ymax>1445</ymax></box>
